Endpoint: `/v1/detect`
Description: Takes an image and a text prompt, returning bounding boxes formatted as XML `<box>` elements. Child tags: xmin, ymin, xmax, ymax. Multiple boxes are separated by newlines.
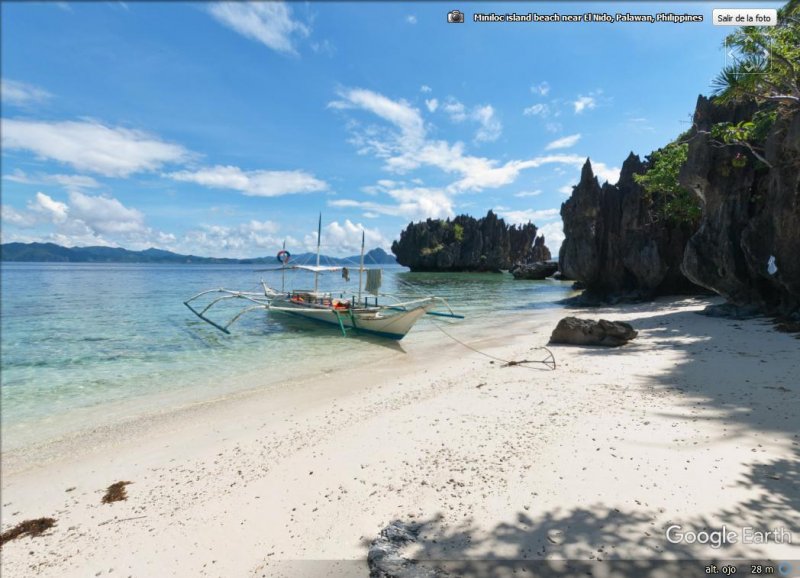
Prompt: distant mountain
<box><xmin>0</xmin><ymin>242</ymin><xmax>397</xmax><ymax>265</ymax></box>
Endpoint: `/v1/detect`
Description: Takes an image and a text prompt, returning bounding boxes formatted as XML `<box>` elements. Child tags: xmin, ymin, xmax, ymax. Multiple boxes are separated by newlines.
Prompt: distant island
<box><xmin>0</xmin><ymin>242</ymin><xmax>397</xmax><ymax>266</ymax></box>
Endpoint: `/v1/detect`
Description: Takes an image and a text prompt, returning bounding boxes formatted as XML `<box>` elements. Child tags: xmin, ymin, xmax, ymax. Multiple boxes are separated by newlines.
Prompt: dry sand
<box><xmin>1</xmin><ymin>297</ymin><xmax>798</xmax><ymax>577</ymax></box>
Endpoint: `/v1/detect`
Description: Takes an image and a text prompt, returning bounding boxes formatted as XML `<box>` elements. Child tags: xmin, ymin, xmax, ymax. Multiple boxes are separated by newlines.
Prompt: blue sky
<box><xmin>0</xmin><ymin>1</ymin><xmax>783</xmax><ymax>257</ymax></box>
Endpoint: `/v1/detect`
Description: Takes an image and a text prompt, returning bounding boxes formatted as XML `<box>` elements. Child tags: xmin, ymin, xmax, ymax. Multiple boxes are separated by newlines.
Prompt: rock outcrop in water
<box><xmin>391</xmin><ymin>211</ymin><xmax>550</xmax><ymax>272</ymax></box>
<box><xmin>679</xmin><ymin>96</ymin><xmax>800</xmax><ymax>316</ymax></box>
<box><xmin>559</xmin><ymin>155</ymin><xmax>699</xmax><ymax>301</ymax></box>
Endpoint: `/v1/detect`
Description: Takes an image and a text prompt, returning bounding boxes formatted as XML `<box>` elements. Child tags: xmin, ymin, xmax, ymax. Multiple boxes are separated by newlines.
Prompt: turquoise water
<box><xmin>1</xmin><ymin>263</ymin><xmax>575</xmax><ymax>448</ymax></box>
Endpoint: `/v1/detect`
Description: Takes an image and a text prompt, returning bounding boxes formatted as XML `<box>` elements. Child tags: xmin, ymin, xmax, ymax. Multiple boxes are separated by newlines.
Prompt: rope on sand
<box><xmin>429</xmin><ymin>319</ymin><xmax>556</xmax><ymax>371</ymax></box>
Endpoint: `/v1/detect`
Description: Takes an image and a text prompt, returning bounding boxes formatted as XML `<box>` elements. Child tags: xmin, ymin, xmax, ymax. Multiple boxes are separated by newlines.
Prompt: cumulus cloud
<box><xmin>472</xmin><ymin>104</ymin><xmax>502</xmax><ymax>143</ymax></box>
<box><xmin>67</xmin><ymin>191</ymin><xmax>145</xmax><ymax>234</ymax></box>
<box><xmin>208</xmin><ymin>1</ymin><xmax>310</xmax><ymax>56</ymax></box>
<box><xmin>573</xmin><ymin>95</ymin><xmax>597</xmax><ymax>114</ymax></box>
<box><xmin>538</xmin><ymin>220</ymin><xmax>565</xmax><ymax>255</ymax></box>
<box><xmin>330</xmin><ymin>186</ymin><xmax>454</xmax><ymax>221</ymax></box>
<box><xmin>1</xmin><ymin>119</ymin><xmax>190</xmax><ymax>177</ymax></box>
<box><xmin>442</xmin><ymin>98</ymin><xmax>467</xmax><ymax>123</ymax></box>
<box><xmin>406</xmin><ymin>14</ymin><xmax>417</xmax><ymax>24</ymax></box>
<box><xmin>304</xmin><ymin>219</ymin><xmax>388</xmax><ymax>254</ymax></box>
<box><xmin>29</xmin><ymin>192</ymin><xmax>69</xmax><ymax>224</ymax></box>
<box><xmin>499</xmin><ymin>208</ymin><xmax>560</xmax><ymax>225</ymax></box>
<box><xmin>545</xmin><ymin>134</ymin><xmax>581</xmax><ymax>150</ymax></box>
<box><xmin>530</xmin><ymin>81</ymin><xmax>550</xmax><ymax>96</ymax></box>
<box><xmin>167</xmin><ymin>165</ymin><xmax>328</xmax><ymax>197</ymax></box>
<box><xmin>1</xmin><ymin>78</ymin><xmax>52</xmax><ymax>107</ymax></box>
<box><xmin>425</xmin><ymin>98</ymin><xmax>439</xmax><ymax>113</ymax></box>
<box><xmin>420</xmin><ymin>85</ymin><xmax>432</xmax><ymax>93</ymax></box>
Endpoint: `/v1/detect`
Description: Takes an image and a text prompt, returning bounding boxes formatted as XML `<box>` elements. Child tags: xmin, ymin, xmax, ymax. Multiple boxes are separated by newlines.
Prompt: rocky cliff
<box><xmin>391</xmin><ymin>211</ymin><xmax>548</xmax><ymax>272</ymax></box>
<box><xmin>559</xmin><ymin>154</ymin><xmax>700</xmax><ymax>300</ymax></box>
<box><xmin>679</xmin><ymin>96</ymin><xmax>800</xmax><ymax>316</ymax></box>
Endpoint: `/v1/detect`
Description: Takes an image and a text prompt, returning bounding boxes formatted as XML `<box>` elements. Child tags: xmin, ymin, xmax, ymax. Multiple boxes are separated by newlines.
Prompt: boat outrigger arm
<box><xmin>183</xmin><ymin>284</ymin><xmax>463</xmax><ymax>337</ymax></box>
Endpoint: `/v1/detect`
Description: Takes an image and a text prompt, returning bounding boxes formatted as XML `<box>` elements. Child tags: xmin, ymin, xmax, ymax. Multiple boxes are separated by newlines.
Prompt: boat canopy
<box><xmin>254</xmin><ymin>265</ymin><xmax>345</xmax><ymax>272</ymax></box>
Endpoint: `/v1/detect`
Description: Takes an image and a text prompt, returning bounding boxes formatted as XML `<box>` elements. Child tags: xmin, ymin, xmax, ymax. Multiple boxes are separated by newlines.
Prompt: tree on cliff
<box><xmin>712</xmin><ymin>0</ymin><xmax>799</xmax><ymax>110</ymax></box>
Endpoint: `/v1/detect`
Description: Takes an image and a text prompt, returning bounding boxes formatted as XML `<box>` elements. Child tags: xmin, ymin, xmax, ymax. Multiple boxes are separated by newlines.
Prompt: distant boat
<box><xmin>184</xmin><ymin>215</ymin><xmax>462</xmax><ymax>340</ymax></box>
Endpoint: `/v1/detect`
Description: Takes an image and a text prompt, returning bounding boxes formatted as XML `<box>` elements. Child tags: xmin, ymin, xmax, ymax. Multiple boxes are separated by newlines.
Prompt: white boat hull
<box><xmin>271</xmin><ymin>300</ymin><xmax>428</xmax><ymax>340</ymax></box>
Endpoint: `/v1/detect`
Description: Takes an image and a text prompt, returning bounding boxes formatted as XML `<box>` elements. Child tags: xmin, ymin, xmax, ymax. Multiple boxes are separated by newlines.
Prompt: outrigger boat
<box><xmin>184</xmin><ymin>216</ymin><xmax>462</xmax><ymax>340</ymax></box>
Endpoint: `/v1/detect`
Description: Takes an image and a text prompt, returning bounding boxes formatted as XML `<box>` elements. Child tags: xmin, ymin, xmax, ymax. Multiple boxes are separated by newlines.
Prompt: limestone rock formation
<box><xmin>679</xmin><ymin>96</ymin><xmax>800</xmax><ymax>316</ymax></box>
<box><xmin>559</xmin><ymin>154</ymin><xmax>699</xmax><ymax>301</ymax></box>
<box><xmin>392</xmin><ymin>211</ymin><xmax>549</xmax><ymax>272</ymax></box>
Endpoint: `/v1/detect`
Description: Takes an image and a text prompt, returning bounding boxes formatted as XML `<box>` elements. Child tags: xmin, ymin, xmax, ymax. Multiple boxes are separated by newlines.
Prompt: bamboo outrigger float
<box><xmin>184</xmin><ymin>216</ymin><xmax>462</xmax><ymax>340</ymax></box>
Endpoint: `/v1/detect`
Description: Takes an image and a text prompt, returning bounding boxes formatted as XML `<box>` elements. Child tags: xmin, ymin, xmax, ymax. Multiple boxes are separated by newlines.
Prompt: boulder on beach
<box><xmin>510</xmin><ymin>261</ymin><xmax>559</xmax><ymax>280</ymax></box>
<box><xmin>549</xmin><ymin>317</ymin><xmax>638</xmax><ymax>347</ymax></box>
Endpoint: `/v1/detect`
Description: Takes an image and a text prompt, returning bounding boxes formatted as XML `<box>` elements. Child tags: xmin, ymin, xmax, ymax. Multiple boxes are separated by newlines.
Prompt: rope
<box><xmin>429</xmin><ymin>318</ymin><xmax>556</xmax><ymax>371</ymax></box>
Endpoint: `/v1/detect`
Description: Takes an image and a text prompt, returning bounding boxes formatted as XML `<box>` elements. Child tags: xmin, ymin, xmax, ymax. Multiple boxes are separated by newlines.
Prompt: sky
<box><xmin>0</xmin><ymin>1</ymin><xmax>784</xmax><ymax>257</ymax></box>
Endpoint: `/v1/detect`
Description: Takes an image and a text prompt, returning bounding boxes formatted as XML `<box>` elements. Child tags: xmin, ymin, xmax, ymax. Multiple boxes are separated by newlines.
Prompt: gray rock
<box><xmin>550</xmin><ymin>317</ymin><xmax>638</xmax><ymax>347</ymax></box>
<box><xmin>510</xmin><ymin>261</ymin><xmax>559</xmax><ymax>280</ymax></box>
<box><xmin>558</xmin><ymin>154</ymin><xmax>699</xmax><ymax>301</ymax></box>
<box><xmin>679</xmin><ymin>96</ymin><xmax>800</xmax><ymax>316</ymax></box>
<box><xmin>368</xmin><ymin>521</ymin><xmax>444</xmax><ymax>578</ymax></box>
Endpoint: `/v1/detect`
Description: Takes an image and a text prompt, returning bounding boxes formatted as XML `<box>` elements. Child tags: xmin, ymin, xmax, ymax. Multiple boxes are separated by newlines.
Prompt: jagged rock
<box><xmin>391</xmin><ymin>211</ymin><xmax>550</xmax><ymax>272</ymax></box>
<box><xmin>559</xmin><ymin>155</ymin><xmax>700</xmax><ymax>301</ymax></box>
<box><xmin>679</xmin><ymin>96</ymin><xmax>800</xmax><ymax>316</ymax></box>
<box><xmin>549</xmin><ymin>317</ymin><xmax>638</xmax><ymax>347</ymax></box>
<box><xmin>368</xmin><ymin>521</ymin><xmax>444</xmax><ymax>578</ymax></box>
<box><xmin>510</xmin><ymin>261</ymin><xmax>559</xmax><ymax>280</ymax></box>
<box><xmin>530</xmin><ymin>234</ymin><xmax>552</xmax><ymax>262</ymax></box>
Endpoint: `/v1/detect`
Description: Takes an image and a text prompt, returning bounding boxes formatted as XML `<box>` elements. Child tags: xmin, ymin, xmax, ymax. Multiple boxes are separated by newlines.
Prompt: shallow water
<box><xmin>1</xmin><ymin>263</ymin><xmax>575</xmax><ymax>448</ymax></box>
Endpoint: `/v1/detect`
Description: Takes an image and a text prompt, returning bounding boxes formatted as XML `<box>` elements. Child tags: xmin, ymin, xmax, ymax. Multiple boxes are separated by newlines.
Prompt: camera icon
<box><xmin>447</xmin><ymin>10</ymin><xmax>465</xmax><ymax>23</ymax></box>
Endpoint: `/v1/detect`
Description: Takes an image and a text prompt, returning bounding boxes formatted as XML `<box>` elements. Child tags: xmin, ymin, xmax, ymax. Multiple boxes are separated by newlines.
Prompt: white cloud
<box><xmin>168</xmin><ymin>165</ymin><xmax>327</xmax><ymax>197</ymax></box>
<box><xmin>1</xmin><ymin>205</ymin><xmax>38</xmax><ymax>227</ymax></box>
<box><xmin>530</xmin><ymin>81</ymin><xmax>550</xmax><ymax>96</ymax></box>
<box><xmin>523</xmin><ymin>103</ymin><xmax>550</xmax><ymax>117</ymax></box>
<box><xmin>442</xmin><ymin>98</ymin><xmax>467</xmax><ymax>123</ymax></box>
<box><xmin>514</xmin><ymin>190</ymin><xmax>542</xmax><ymax>198</ymax></box>
<box><xmin>1</xmin><ymin>119</ymin><xmax>189</xmax><ymax>177</ymax></box>
<box><xmin>573</xmin><ymin>95</ymin><xmax>597</xmax><ymax>114</ymax></box>
<box><xmin>1</xmin><ymin>79</ymin><xmax>51</xmax><ymax>107</ymax></box>
<box><xmin>425</xmin><ymin>98</ymin><xmax>439</xmax><ymax>113</ymax></box>
<box><xmin>178</xmin><ymin>221</ymin><xmax>287</xmax><ymax>257</ymax></box>
<box><xmin>304</xmin><ymin>219</ymin><xmax>388</xmax><ymax>254</ymax></box>
<box><xmin>67</xmin><ymin>191</ymin><xmax>145</xmax><ymax>234</ymax></box>
<box><xmin>29</xmin><ymin>192</ymin><xmax>69</xmax><ymax>224</ymax></box>
<box><xmin>472</xmin><ymin>104</ymin><xmax>502</xmax><ymax>143</ymax></box>
<box><xmin>538</xmin><ymin>220</ymin><xmax>565</xmax><ymax>256</ymax></box>
<box><xmin>558</xmin><ymin>184</ymin><xmax>574</xmax><ymax>195</ymax></box>
<box><xmin>208</xmin><ymin>1</ymin><xmax>310</xmax><ymax>56</ymax></box>
<box><xmin>3</xmin><ymin>169</ymin><xmax>100</xmax><ymax>190</ymax></box>
<box><xmin>1</xmin><ymin>79</ymin><xmax>52</xmax><ymax>107</ymax></box>
<box><xmin>545</xmin><ymin>122</ymin><xmax>562</xmax><ymax>133</ymax></box>
<box><xmin>500</xmin><ymin>208</ymin><xmax>560</xmax><ymax>225</ymax></box>
<box><xmin>545</xmin><ymin>133</ymin><xmax>581</xmax><ymax>150</ymax></box>
<box><xmin>591</xmin><ymin>161</ymin><xmax>620</xmax><ymax>185</ymax></box>
<box><xmin>406</xmin><ymin>15</ymin><xmax>417</xmax><ymax>24</ymax></box>
<box><xmin>330</xmin><ymin>186</ymin><xmax>454</xmax><ymax>221</ymax></box>
<box><xmin>420</xmin><ymin>85</ymin><xmax>432</xmax><ymax>93</ymax></box>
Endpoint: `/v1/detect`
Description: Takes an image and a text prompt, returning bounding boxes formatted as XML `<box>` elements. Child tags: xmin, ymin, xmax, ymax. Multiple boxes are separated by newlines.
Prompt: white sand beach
<box><xmin>1</xmin><ymin>297</ymin><xmax>798</xmax><ymax>577</ymax></box>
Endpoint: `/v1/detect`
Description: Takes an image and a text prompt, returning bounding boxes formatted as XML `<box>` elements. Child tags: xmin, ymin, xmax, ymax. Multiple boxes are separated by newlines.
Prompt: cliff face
<box><xmin>391</xmin><ymin>211</ymin><xmax>548</xmax><ymax>272</ymax></box>
<box><xmin>680</xmin><ymin>96</ymin><xmax>800</xmax><ymax>315</ymax></box>
<box><xmin>559</xmin><ymin>154</ymin><xmax>699</xmax><ymax>299</ymax></box>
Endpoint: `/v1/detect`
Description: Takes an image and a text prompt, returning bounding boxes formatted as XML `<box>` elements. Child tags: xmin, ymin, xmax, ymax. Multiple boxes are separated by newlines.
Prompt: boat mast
<box><xmin>358</xmin><ymin>228</ymin><xmax>365</xmax><ymax>305</ymax></box>
<box><xmin>281</xmin><ymin>239</ymin><xmax>286</xmax><ymax>293</ymax></box>
<box><xmin>314</xmin><ymin>213</ymin><xmax>321</xmax><ymax>293</ymax></box>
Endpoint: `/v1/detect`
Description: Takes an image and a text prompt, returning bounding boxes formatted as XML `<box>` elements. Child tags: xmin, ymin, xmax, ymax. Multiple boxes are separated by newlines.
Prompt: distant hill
<box><xmin>0</xmin><ymin>242</ymin><xmax>397</xmax><ymax>265</ymax></box>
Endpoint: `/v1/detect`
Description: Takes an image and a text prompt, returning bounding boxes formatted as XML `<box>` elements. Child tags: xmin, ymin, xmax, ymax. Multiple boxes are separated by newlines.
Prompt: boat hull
<box><xmin>271</xmin><ymin>300</ymin><xmax>427</xmax><ymax>339</ymax></box>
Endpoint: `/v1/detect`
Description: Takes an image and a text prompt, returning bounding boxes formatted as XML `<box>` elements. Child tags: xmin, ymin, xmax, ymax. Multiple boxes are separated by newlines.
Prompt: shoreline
<box><xmin>2</xmin><ymin>297</ymin><xmax>798</xmax><ymax>576</ymax></box>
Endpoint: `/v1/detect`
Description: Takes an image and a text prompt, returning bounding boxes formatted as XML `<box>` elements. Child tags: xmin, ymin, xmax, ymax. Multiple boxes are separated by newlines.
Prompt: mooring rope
<box><xmin>429</xmin><ymin>318</ymin><xmax>556</xmax><ymax>371</ymax></box>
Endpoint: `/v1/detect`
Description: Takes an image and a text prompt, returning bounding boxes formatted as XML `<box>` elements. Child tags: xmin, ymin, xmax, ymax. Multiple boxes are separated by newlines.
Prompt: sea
<box><xmin>0</xmin><ymin>263</ymin><xmax>576</xmax><ymax>450</ymax></box>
